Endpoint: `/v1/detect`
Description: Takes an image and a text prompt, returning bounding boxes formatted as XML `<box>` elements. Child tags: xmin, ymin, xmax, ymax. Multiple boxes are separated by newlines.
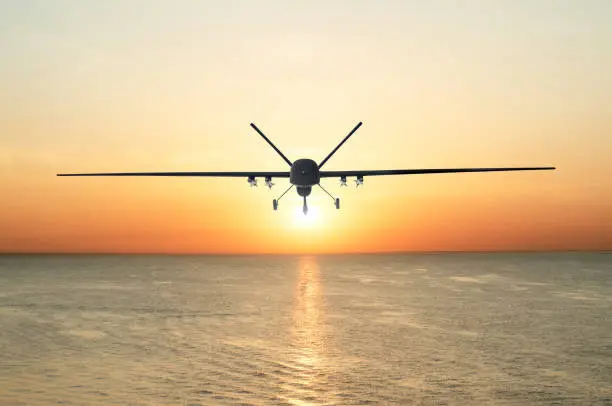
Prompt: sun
<box><xmin>291</xmin><ymin>204</ymin><xmax>322</xmax><ymax>228</ymax></box>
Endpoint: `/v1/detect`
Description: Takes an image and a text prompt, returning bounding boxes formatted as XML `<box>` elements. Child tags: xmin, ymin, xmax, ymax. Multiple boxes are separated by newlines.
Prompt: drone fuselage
<box><xmin>290</xmin><ymin>158</ymin><xmax>320</xmax><ymax>188</ymax></box>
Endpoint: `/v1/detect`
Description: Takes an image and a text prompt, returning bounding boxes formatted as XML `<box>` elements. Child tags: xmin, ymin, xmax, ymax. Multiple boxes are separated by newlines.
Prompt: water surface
<box><xmin>0</xmin><ymin>253</ymin><xmax>611</xmax><ymax>405</ymax></box>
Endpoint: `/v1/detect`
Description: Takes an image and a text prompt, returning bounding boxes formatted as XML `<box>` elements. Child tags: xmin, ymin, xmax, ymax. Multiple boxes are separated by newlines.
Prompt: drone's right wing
<box><xmin>320</xmin><ymin>167</ymin><xmax>556</xmax><ymax>177</ymax></box>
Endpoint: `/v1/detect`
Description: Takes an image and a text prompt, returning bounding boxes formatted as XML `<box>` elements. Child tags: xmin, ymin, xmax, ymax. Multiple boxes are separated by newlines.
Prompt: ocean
<box><xmin>0</xmin><ymin>253</ymin><xmax>610</xmax><ymax>405</ymax></box>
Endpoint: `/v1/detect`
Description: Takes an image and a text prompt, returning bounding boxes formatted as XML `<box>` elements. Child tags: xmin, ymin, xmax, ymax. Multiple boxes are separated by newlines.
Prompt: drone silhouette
<box><xmin>57</xmin><ymin>122</ymin><xmax>555</xmax><ymax>215</ymax></box>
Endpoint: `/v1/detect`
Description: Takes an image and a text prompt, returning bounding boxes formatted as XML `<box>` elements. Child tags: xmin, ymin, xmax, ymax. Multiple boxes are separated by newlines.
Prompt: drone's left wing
<box><xmin>320</xmin><ymin>166</ymin><xmax>555</xmax><ymax>177</ymax></box>
<box><xmin>57</xmin><ymin>171</ymin><xmax>291</xmax><ymax>177</ymax></box>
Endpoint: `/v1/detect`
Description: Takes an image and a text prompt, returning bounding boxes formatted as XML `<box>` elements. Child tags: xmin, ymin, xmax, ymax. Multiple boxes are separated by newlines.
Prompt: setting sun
<box><xmin>290</xmin><ymin>204</ymin><xmax>322</xmax><ymax>229</ymax></box>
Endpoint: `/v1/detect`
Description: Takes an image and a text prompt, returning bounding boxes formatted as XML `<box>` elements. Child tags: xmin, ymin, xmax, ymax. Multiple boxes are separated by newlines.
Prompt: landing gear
<box><xmin>272</xmin><ymin>185</ymin><xmax>294</xmax><ymax>212</ymax></box>
<box><xmin>272</xmin><ymin>183</ymin><xmax>341</xmax><ymax>212</ymax></box>
<box><xmin>317</xmin><ymin>184</ymin><xmax>341</xmax><ymax>210</ymax></box>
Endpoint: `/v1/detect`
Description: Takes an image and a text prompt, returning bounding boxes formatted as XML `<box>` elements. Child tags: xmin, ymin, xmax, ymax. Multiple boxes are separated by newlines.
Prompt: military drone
<box><xmin>58</xmin><ymin>122</ymin><xmax>555</xmax><ymax>215</ymax></box>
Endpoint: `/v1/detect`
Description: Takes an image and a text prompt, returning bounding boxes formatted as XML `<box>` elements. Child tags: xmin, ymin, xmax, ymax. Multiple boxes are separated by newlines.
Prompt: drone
<box><xmin>57</xmin><ymin>122</ymin><xmax>555</xmax><ymax>215</ymax></box>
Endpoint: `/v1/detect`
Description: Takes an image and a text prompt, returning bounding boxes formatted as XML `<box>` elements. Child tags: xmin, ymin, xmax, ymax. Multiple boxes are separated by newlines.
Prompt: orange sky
<box><xmin>1</xmin><ymin>1</ymin><xmax>611</xmax><ymax>253</ymax></box>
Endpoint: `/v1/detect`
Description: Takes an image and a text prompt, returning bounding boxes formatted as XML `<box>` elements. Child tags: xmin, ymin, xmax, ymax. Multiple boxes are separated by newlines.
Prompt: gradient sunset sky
<box><xmin>1</xmin><ymin>1</ymin><xmax>611</xmax><ymax>254</ymax></box>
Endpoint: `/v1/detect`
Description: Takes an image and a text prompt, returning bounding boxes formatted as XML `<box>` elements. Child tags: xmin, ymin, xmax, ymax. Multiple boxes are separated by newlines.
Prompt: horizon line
<box><xmin>1</xmin><ymin>249</ymin><xmax>610</xmax><ymax>256</ymax></box>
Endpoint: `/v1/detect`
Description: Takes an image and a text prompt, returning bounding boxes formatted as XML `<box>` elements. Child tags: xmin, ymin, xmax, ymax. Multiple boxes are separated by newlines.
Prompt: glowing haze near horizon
<box><xmin>1</xmin><ymin>0</ymin><xmax>611</xmax><ymax>254</ymax></box>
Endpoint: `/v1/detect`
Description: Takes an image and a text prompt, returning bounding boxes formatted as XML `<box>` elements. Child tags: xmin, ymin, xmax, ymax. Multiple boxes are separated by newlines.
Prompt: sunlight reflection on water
<box><xmin>286</xmin><ymin>257</ymin><xmax>327</xmax><ymax>404</ymax></box>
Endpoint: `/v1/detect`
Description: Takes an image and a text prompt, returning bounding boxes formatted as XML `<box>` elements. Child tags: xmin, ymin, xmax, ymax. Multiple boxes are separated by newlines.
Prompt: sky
<box><xmin>1</xmin><ymin>0</ymin><xmax>611</xmax><ymax>254</ymax></box>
